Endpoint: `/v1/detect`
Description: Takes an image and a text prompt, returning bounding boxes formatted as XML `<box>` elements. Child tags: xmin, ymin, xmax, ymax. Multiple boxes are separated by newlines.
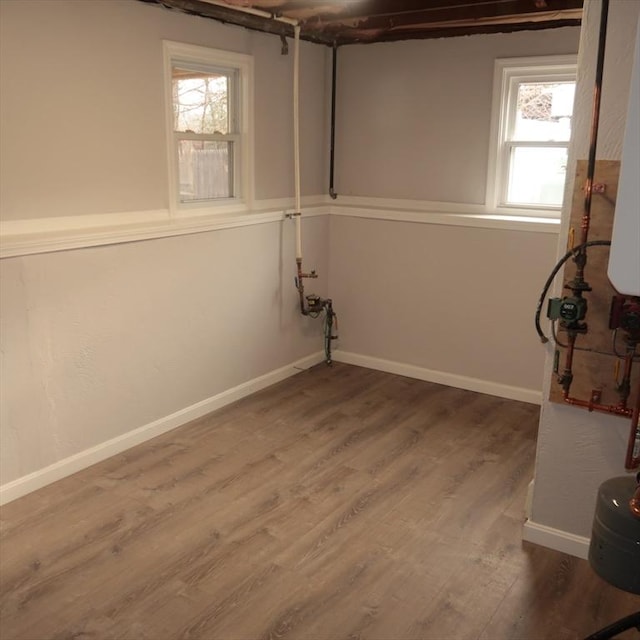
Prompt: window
<box><xmin>487</xmin><ymin>55</ymin><xmax>577</xmax><ymax>214</ymax></box>
<box><xmin>163</xmin><ymin>41</ymin><xmax>253</xmax><ymax>212</ymax></box>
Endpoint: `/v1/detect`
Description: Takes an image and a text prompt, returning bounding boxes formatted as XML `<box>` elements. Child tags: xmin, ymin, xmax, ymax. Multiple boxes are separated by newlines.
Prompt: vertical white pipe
<box><xmin>293</xmin><ymin>25</ymin><xmax>302</xmax><ymax>260</ymax></box>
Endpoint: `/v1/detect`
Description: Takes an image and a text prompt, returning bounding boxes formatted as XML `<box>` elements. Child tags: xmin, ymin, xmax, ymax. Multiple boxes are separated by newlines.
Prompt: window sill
<box><xmin>331</xmin><ymin>196</ymin><xmax>561</xmax><ymax>233</ymax></box>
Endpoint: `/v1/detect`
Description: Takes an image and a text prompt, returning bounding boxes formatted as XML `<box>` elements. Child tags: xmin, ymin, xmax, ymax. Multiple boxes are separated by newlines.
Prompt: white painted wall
<box><xmin>608</xmin><ymin>18</ymin><xmax>640</xmax><ymax>297</ymax></box>
<box><xmin>0</xmin><ymin>218</ymin><xmax>329</xmax><ymax>486</ymax></box>
<box><xmin>329</xmin><ymin>218</ymin><xmax>557</xmax><ymax>397</ymax></box>
<box><xmin>0</xmin><ymin>0</ymin><xmax>326</xmax><ymax>219</ymax></box>
<box><xmin>530</xmin><ymin>0</ymin><xmax>640</xmax><ymax>541</ymax></box>
<box><xmin>328</xmin><ymin>27</ymin><xmax>580</xmax><ymax>396</ymax></box>
<box><xmin>335</xmin><ymin>28</ymin><xmax>581</xmax><ymax>203</ymax></box>
<box><xmin>0</xmin><ymin>0</ymin><xmax>329</xmax><ymax>490</ymax></box>
<box><xmin>1</xmin><ymin>0</ymin><xmax>610</xmax><ymax>517</ymax></box>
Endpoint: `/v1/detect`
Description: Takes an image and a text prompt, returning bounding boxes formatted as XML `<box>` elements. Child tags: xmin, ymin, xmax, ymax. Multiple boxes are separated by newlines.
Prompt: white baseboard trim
<box><xmin>332</xmin><ymin>350</ymin><xmax>542</xmax><ymax>405</ymax></box>
<box><xmin>525</xmin><ymin>479</ymin><xmax>535</xmax><ymax>520</ymax></box>
<box><xmin>522</xmin><ymin>519</ymin><xmax>590</xmax><ymax>560</ymax></box>
<box><xmin>0</xmin><ymin>352</ymin><xmax>325</xmax><ymax>506</ymax></box>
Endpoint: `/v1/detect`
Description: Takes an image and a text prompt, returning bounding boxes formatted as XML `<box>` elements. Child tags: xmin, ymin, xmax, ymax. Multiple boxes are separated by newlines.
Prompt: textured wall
<box><xmin>531</xmin><ymin>0</ymin><xmax>640</xmax><ymax>538</ymax></box>
<box><xmin>0</xmin><ymin>216</ymin><xmax>329</xmax><ymax>485</ymax></box>
<box><xmin>335</xmin><ymin>27</ymin><xmax>581</xmax><ymax>203</ymax></box>
<box><xmin>327</xmin><ymin>26</ymin><xmax>580</xmax><ymax>395</ymax></box>
<box><xmin>0</xmin><ymin>1</ymin><xmax>329</xmax><ymax>486</ymax></box>
<box><xmin>329</xmin><ymin>217</ymin><xmax>557</xmax><ymax>393</ymax></box>
<box><xmin>0</xmin><ymin>0</ymin><xmax>327</xmax><ymax>220</ymax></box>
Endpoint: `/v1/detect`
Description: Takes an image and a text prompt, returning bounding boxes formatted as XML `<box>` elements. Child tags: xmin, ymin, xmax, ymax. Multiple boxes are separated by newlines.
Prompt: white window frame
<box><xmin>486</xmin><ymin>55</ymin><xmax>577</xmax><ymax>218</ymax></box>
<box><xmin>163</xmin><ymin>41</ymin><xmax>254</xmax><ymax>216</ymax></box>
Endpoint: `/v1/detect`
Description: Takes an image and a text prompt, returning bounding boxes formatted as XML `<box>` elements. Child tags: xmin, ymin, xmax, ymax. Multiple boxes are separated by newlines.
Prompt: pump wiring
<box><xmin>612</xmin><ymin>329</ymin><xmax>640</xmax><ymax>361</ymax></box>
<box><xmin>535</xmin><ymin>239</ymin><xmax>611</xmax><ymax>344</ymax></box>
<box><xmin>551</xmin><ymin>320</ymin><xmax>618</xmax><ymax>356</ymax></box>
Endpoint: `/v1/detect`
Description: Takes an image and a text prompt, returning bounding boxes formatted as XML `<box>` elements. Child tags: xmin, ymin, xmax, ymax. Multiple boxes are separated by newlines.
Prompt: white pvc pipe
<box><xmin>199</xmin><ymin>0</ymin><xmax>299</xmax><ymax>26</ymax></box>
<box><xmin>293</xmin><ymin>24</ymin><xmax>302</xmax><ymax>261</ymax></box>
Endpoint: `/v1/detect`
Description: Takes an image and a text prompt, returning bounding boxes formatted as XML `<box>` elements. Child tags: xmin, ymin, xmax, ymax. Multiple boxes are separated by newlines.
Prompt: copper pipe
<box><xmin>624</xmin><ymin>382</ymin><xmax>640</xmax><ymax>470</ymax></box>
<box><xmin>559</xmin><ymin>1</ymin><xmax>610</xmax><ymax>398</ymax></box>
<box><xmin>559</xmin><ymin>330</ymin><xmax>578</xmax><ymax>394</ymax></box>
<box><xmin>296</xmin><ymin>258</ymin><xmax>306</xmax><ymax>315</ymax></box>
<box><xmin>575</xmin><ymin>0</ymin><xmax>609</xmax><ymax>283</ymax></box>
<box><xmin>630</xmin><ymin>478</ymin><xmax>640</xmax><ymax>518</ymax></box>
<box><xmin>295</xmin><ymin>257</ymin><xmax>319</xmax><ymax>315</ymax></box>
<box><xmin>617</xmin><ymin>347</ymin><xmax>635</xmax><ymax>409</ymax></box>
<box><xmin>563</xmin><ymin>394</ymin><xmax>633</xmax><ymax>417</ymax></box>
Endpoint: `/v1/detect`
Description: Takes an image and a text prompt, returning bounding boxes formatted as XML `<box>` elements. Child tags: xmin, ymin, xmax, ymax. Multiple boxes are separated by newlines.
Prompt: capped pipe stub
<box><xmin>589</xmin><ymin>476</ymin><xmax>640</xmax><ymax>594</ymax></box>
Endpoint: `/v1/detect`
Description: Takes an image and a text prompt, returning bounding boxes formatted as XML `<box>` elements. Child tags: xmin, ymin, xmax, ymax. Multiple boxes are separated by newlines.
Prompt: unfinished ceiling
<box><xmin>140</xmin><ymin>0</ymin><xmax>583</xmax><ymax>45</ymax></box>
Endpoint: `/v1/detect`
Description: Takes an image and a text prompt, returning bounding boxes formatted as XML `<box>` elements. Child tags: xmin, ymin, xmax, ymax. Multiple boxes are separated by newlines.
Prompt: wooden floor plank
<box><xmin>1</xmin><ymin>363</ymin><xmax>637</xmax><ymax>640</ymax></box>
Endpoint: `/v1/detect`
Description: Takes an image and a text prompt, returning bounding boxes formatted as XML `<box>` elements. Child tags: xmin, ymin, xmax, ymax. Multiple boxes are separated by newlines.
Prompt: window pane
<box><xmin>172</xmin><ymin>67</ymin><xmax>229</xmax><ymax>134</ymax></box>
<box><xmin>178</xmin><ymin>140</ymin><xmax>233</xmax><ymax>201</ymax></box>
<box><xmin>507</xmin><ymin>146</ymin><xmax>568</xmax><ymax>207</ymax></box>
<box><xmin>512</xmin><ymin>82</ymin><xmax>575</xmax><ymax>142</ymax></box>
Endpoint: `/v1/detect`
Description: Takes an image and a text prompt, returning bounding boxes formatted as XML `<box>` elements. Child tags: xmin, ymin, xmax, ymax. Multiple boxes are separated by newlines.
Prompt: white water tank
<box><xmin>608</xmin><ymin>19</ymin><xmax>640</xmax><ymax>296</ymax></box>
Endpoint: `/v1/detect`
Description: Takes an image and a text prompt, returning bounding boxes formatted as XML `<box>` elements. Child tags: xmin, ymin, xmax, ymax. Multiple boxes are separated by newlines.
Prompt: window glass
<box><xmin>507</xmin><ymin>146</ymin><xmax>569</xmax><ymax>207</ymax></box>
<box><xmin>512</xmin><ymin>81</ymin><xmax>575</xmax><ymax>142</ymax></box>
<box><xmin>172</xmin><ymin>67</ymin><xmax>230</xmax><ymax>135</ymax></box>
<box><xmin>178</xmin><ymin>140</ymin><xmax>233</xmax><ymax>201</ymax></box>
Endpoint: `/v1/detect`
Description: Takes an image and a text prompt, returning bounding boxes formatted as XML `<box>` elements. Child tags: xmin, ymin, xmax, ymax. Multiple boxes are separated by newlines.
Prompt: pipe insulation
<box><xmin>293</xmin><ymin>24</ymin><xmax>302</xmax><ymax>260</ymax></box>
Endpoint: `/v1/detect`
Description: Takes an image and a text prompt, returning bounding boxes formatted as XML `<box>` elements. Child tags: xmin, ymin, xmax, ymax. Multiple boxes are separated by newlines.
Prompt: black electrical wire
<box><xmin>611</xmin><ymin>329</ymin><xmax>640</xmax><ymax>361</ymax></box>
<box><xmin>583</xmin><ymin>610</ymin><xmax>640</xmax><ymax>640</ymax></box>
<box><xmin>551</xmin><ymin>320</ymin><xmax>568</xmax><ymax>348</ymax></box>
<box><xmin>551</xmin><ymin>319</ymin><xmax>622</xmax><ymax>356</ymax></box>
<box><xmin>535</xmin><ymin>240</ymin><xmax>611</xmax><ymax>343</ymax></box>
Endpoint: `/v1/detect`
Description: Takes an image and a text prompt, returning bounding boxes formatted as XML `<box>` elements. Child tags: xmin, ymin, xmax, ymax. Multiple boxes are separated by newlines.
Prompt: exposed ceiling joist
<box><xmin>139</xmin><ymin>0</ymin><xmax>583</xmax><ymax>45</ymax></box>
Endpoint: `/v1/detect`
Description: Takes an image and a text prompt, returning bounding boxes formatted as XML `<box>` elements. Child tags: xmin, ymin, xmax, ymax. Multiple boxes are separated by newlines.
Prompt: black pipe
<box><xmin>329</xmin><ymin>43</ymin><xmax>338</xmax><ymax>199</ymax></box>
<box><xmin>324</xmin><ymin>299</ymin><xmax>337</xmax><ymax>364</ymax></box>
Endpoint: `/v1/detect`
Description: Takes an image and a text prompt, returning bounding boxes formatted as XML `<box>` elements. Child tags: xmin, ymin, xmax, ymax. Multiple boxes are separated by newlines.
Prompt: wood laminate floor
<box><xmin>1</xmin><ymin>363</ymin><xmax>638</xmax><ymax>640</ymax></box>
